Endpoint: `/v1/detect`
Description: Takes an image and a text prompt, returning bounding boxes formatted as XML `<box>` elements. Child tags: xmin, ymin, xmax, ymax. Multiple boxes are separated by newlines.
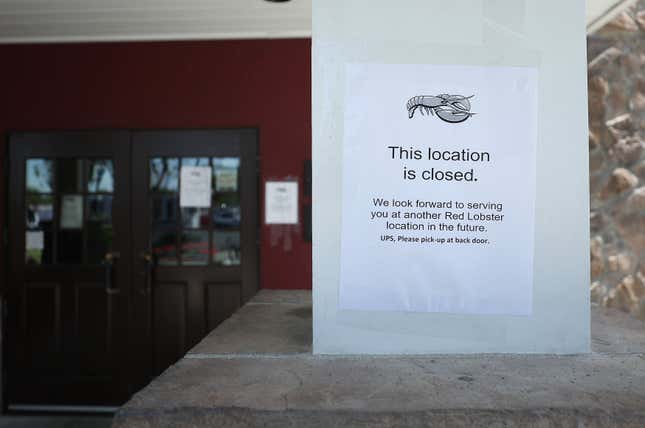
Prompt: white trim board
<box><xmin>0</xmin><ymin>0</ymin><xmax>633</xmax><ymax>44</ymax></box>
<box><xmin>0</xmin><ymin>0</ymin><xmax>312</xmax><ymax>43</ymax></box>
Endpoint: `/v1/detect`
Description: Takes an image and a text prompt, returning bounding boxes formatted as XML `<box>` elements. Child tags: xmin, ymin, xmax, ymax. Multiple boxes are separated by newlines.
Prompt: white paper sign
<box><xmin>26</xmin><ymin>231</ymin><xmax>44</xmax><ymax>250</ymax></box>
<box><xmin>60</xmin><ymin>195</ymin><xmax>83</xmax><ymax>229</ymax></box>
<box><xmin>215</xmin><ymin>169</ymin><xmax>238</xmax><ymax>192</ymax></box>
<box><xmin>265</xmin><ymin>181</ymin><xmax>299</xmax><ymax>225</ymax></box>
<box><xmin>180</xmin><ymin>166</ymin><xmax>212</xmax><ymax>208</ymax></box>
<box><xmin>339</xmin><ymin>63</ymin><xmax>538</xmax><ymax>316</ymax></box>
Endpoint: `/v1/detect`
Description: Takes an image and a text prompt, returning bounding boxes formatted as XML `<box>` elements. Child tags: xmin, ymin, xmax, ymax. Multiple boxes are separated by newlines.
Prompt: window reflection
<box><xmin>150</xmin><ymin>158</ymin><xmax>179</xmax><ymax>192</ymax></box>
<box><xmin>152</xmin><ymin>196</ymin><xmax>178</xmax><ymax>225</ymax></box>
<box><xmin>181</xmin><ymin>207</ymin><xmax>209</xmax><ymax>228</ymax></box>
<box><xmin>152</xmin><ymin>228</ymin><xmax>178</xmax><ymax>266</ymax></box>
<box><xmin>26</xmin><ymin>159</ymin><xmax>55</xmax><ymax>193</ymax></box>
<box><xmin>23</xmin><ymin>157</ymin><xmax>116</xmax><ymax>266</ymax></box>
<box><xmin>182</xmin><ymin>157</ymin><xmax>210</xmax><ymax>167</ymax></box>
<box><xmin>88</xmin><ymin>195</ymin><xmax>112</xmax><ymax>222</ymax></box>
<box><xmin>212</xmin><ymin>193</ymin><xmax>240</xmax><ymax>228</ymax></box>
<box><xmin>26</xmin><ymin>194</ymin><xmax>54</xmax><ymax>229</ymax></box>
<box><xmin>213</xmin><ymin>231</ymin><xmax>241</xmax><ymax>266</ymax></box>
<box><xmin>58</xmin><ymin>159</ymin><xmax>84</xmax><ymax>193</ymax></box>
<box><xmin>181</xmin><ymin>230</ymin><xmax>209</xmax><ymax>266</ymax></box>
<box><xmin>88</xmin><ymin>159</ymin><xmax>114</xmax><ymax>193</ymax></box>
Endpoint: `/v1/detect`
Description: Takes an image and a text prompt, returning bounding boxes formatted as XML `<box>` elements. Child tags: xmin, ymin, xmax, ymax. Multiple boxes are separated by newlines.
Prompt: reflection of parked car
<box><xmin>212</xmin><ymin>207</ymin><xmax>240</xmax><ymax>227</ymax></box>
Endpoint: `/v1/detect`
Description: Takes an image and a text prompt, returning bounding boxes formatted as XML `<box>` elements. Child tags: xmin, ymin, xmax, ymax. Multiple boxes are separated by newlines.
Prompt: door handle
<box><xmin>141</xmin><ymin>251</ymin><xmax>152</xmax><ymax>264</ymax></box>
<box><xmin>103</xmin><ymin>251</ymin><xmax>121</xmax><ymax>295</ymax></box>
<box><xmin>140</xmin><ymin>250</ymin><xmax>154</xmax><ymax>296</ymax></box>
<box><xmin>105</xmin><ymin>251</ymin><xmax>121</xmax><ymax>263</ymax></box>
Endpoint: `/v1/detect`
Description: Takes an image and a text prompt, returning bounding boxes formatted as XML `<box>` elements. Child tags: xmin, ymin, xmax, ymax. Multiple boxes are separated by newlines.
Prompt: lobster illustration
<box><xmin>406</xmin><ymin>94</ymin><xmax>476</xmax><ymax>123</ymax></box>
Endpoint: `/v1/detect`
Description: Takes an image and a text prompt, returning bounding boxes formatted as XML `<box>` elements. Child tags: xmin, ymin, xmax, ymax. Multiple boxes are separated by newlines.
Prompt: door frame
<box><xmin>1</xmin><ymin>127</ymin><xmax>261</xmax><ymax>412</ymax></box>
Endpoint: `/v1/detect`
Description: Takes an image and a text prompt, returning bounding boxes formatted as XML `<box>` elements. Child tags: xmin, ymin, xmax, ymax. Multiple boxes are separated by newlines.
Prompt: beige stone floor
<box><xmin>112</xmin><ymin>290</ymin><xmax>645</xmax><ymax>428</ymax></box>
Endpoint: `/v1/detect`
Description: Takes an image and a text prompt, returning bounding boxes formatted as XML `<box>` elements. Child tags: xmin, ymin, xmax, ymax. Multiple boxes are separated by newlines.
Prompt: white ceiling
<box><xmin>0</xmin><ymin>0</ymin><xmax>634</xmax><ymax>43</ymax></box>
<box><xmin>0</xmin><ymin>0</ymin><xmax>312</xmax><ymax>42</ymax></box>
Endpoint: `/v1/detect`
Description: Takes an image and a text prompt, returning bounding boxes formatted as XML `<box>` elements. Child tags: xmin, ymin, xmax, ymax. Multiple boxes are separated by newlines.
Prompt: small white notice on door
<box><xmin>265</xmin><ymin>181</ymin><xmax>298</xmax><ymax>225</ymax></box>
<box><xmin>60</xmin><ymin>195</ymin><xmax>83</xmax><ymax>229</ymax></box>
<box><xmin>180</xmin><ymin>166</ymin><xmax>212</xmax><ymax>208</ymax></box>
<box><xmin>26</xmin><ymin>231</ymin><xmax>44</xmax><ymax>250</ymax></box>
<box><xmin>215</xmin><ymin>169</ymin><xmax>238</xmax><ymax>192</ymax></box>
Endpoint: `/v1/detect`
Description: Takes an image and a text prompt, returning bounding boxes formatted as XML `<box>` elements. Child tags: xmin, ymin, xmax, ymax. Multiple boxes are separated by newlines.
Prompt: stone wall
<box><xmin>588</xmin><ymin>1</ymin><xmax>645</xmax><ymax>320</ymax></box>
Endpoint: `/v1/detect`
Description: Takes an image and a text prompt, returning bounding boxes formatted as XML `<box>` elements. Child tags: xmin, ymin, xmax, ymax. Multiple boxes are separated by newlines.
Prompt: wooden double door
<box><xmin>5</xmin><ymin>130</ymin><xmax>259</xmax><ymax>409</ymax></box>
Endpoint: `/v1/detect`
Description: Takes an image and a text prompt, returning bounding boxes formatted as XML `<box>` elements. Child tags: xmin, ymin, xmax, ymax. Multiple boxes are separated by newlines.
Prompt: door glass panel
<box><xmin>152</xmin><ymin>228</ymin><xmax>178</xmax><ymax>266</ymax></box>
<box><xmin>26</xmin><ymin>159</ymin><xmax>55</xmax><ymax>193</ymax></box>
<box><xmin>87</xmin><ymin>195</ymin><xmax>112</xmax><ymax>222</ymax></box>
<box><xmin>58</xmin><ymin>159</ymin><xmax>84</xmax><ymax>193</ymax></box>
<box><xmin>25</xmin><ymin>194</ymin><xmax>55</xmax><ymax>265</ymax></box>
<box><xmin>212</xmin><ymin>193</ymin><xmax>240</xmax><ymax>228</ymax></box>
<box><xmin>152</xmin><ymin>196</ymin><xmax>178</xmax><ymax>225</ymax></box>
<box><xmin>181</xmin><ymin>207</ymin><xmax>209</xmax><ymax>228</ymax></box>
<box><xmin>26</xmin><ymin>194</ymin><xmax>54</xmax><ymax>229</ymax></box>
<box><xmin>58</xmin><ymin>230</ymin><xmax>83</xmax><ymax>264</ymax></box>
<box><xmin>150</xmin><ymin>158</ymin><xmax>179</xmax><ymax>192</ymax></box>
<box><xmin>87</xmin><ymin>224</ymin><xmax>113</xmax><ymax>265</ymax></box>
<box><xmin>25</xmin><ymin>159</ymin><xmax>56</xmax><ymax>265</ymax></box>
<box><xmin>87</xmin><ymin>196</ymin><xmax>113</xmax><ymax>264</ymax></box>
<box><xmin>212</xmin><ymin>231</ymin><xmax>241</xmax><ymax>266</ymax></box>
<box><xmin>182</xmin><ymin>157</ymin><xmax>210</xmax><ymax>167</ymax></box>
<box><xmin>212</xmin><ymin>158</ymin><xmax>240</xmax><ymax>192</ymax></box>
<box><xmin>88</xmin><ymin>159</ymin><xmax>114</xmax><ymax>193</ymax></box>
<box><xmin>181</xmin><ymin>230</ymin><xmax>209</xmax><ymax>266</ymax></box>
<box><xmin>25</xmin><ymin>229</ymin><xmax>53</xmax><ymax>265</ymax></box>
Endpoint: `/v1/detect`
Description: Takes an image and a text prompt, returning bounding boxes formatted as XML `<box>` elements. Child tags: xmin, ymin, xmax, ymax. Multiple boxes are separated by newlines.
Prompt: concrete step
<box><xmin>113</xmin><ymin>290</ymin><xmax>645</xmax><ymax>428</ymax></box>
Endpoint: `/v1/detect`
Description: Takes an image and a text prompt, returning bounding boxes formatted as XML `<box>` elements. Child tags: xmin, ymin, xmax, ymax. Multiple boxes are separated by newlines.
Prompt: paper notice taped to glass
<box><xmin>215</xmin><ymin>169</ymin><xmax>238</xmax><ymax>192</ymax></box>
<box><xmin>339</xmin><ymin>63</ymin><xmax>538</xmax><ymax>316</ymax></box>
<box><xmin>26</xmin><ymin>231</ymin><xmax>44</xmax><ymax>250</ymax></box>
<box><xmin>60</xmin><ymin>195</ymin><xmax>83</xmax><ymax>229</ymax></box>
<box><xmin>180</xmin><ymin>166</ymin><xmax>212</xmax><ymax>208</ymax></box>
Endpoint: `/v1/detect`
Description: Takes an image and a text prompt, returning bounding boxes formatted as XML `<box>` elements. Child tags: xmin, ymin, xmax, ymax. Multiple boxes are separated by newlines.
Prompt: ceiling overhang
<box><xmin>0</xmin><ymin>0</ymin><xmax>634</xmax><ymax>44</ymax></box>
<box><xmin>0</xmin><ymin>0</ymin><xmax>312</xmax><ymax>43</ymax></box>
<box><xmin>587</xmin><ymin>0</ymin><xmax>638</xmax><ymax>33</ymax></box>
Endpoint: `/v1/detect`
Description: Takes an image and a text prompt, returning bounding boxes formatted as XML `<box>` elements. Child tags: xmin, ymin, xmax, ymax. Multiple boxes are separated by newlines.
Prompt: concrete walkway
<box><xmin>113</xmin><ymin>290</ymin><xmax>645</xmax><ymax>427</ymax></box>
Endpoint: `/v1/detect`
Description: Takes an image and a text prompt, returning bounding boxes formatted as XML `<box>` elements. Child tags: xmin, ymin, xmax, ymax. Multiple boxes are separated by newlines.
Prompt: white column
<box><xmin>313</xmin><ymin>0</ymin><xmax>589</xmax><ymax>354</ymax></box>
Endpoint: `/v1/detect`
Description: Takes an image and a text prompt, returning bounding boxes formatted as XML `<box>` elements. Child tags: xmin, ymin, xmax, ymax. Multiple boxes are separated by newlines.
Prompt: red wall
<box><xmin>0</xmin><ymin>39</ymin><xmax>312</xmax><ymax>290</ymax></box>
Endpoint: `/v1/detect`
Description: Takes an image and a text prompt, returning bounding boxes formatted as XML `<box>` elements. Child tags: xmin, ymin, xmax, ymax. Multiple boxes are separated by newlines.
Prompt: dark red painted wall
<box><xmin>0</xmin><ymin>39</ymin><xmax>312</xmax><ymax>290</ymax></box>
